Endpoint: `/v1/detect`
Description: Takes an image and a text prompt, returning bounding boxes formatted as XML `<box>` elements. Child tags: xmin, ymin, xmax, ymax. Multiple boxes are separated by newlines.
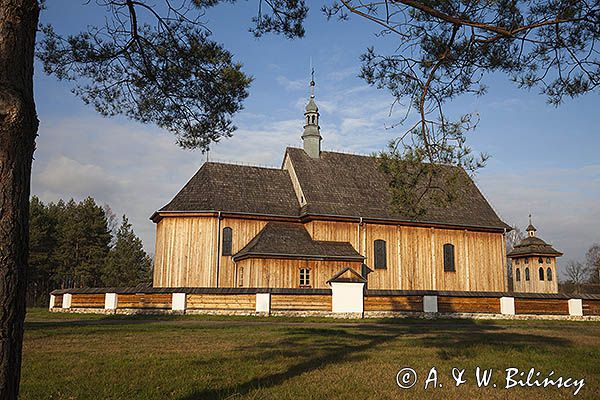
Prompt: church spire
<box><xmin>302</xmin><ymin>68</ymin><xmax>321</xmax><ymax>158</ymax></box>
<box><xmin>526</xmin><ymin>214</ymin><xmax>537</xmax><ymax>237</ymax></box>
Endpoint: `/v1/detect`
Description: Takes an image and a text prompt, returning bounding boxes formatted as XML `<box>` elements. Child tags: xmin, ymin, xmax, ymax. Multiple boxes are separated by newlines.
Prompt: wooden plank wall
<box><xmin>515</xmin><ymin>298</ymin><xmax>569</xmax><ymax>315</ymax></box>
<box><xmin>308</xmin><ymin>221</ymin><xmax>505</xmax><ymax>292</ymax></box>
<box><xmin>271</xmin><ymin>294</ymin><xmax>331</xmax><ymax>311</ymax></box>
<box><xmin>437</xmin><ymin>296</ymin><xmax>501</xmax><ymax>314</ymax></box>
<box><xmin>582</xmin><ymin>299</ymin><xmax>600</xmax><ymax>316</ymax></box>
<box><xmin>236</xmin><ymin>258</ymin><xmax>363</xmax><ymax>289</ymax></box>
<box><xmin>70</xmin><ymin>294</ymin><xmax>105</xmax><ymax>308</ymax></box>
<box><xmin>513</xmin><ymin>258</ymin><xmax>559</xmax><ymax>294</ymax></box>
<box><xmin>53</xmin><ymin>294</ymin><xmax>63</xmax><ymax>308</ymax></box>
<box><xmin>218</xmin><ymin>218</ymin><xmax>268</xmax><ymax>287</ymax></box>
<box><xmin>118</xmin><ymin>294</ymin><xmax>171</xmax><ymax>309</ymax></box>
<box><xmin>153</xmin><ymin>217</ymin><xmax>218</xmax><ymax>287</ymax></box>
<box><xmin>364</xmin><ymin>295</ymin><xmax>422</xmax><ymax>312</ymax></box>
<box><xmin>186</xmin><ymin>294</ymin><xmax>255</xmax><ymax>311</ymax></box>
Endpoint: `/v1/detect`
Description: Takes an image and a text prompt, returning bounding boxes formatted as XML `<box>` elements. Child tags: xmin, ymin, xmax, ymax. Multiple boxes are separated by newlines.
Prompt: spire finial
<box><xmin>310</xmin><ymin>64</ymin><xmax>315</xmax><ymax>98</ymax></box>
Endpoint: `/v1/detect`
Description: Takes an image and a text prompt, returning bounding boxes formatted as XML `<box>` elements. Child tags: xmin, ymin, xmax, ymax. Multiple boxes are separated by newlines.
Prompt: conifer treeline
<box><xmin>28</xmin><ymin>196</ymin><xmax>152</xmax><ymax>305</ymax></box>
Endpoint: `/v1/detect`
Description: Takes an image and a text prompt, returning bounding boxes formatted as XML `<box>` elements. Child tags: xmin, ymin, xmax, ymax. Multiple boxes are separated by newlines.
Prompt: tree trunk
<box><xmin>0</xmin><ymin>1</ymin><xmax>39</xmax><ymax>399</ymax></box>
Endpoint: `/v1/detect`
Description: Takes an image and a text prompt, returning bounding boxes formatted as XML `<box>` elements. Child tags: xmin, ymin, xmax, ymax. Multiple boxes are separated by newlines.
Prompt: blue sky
<box><xmin>33</xmin><ymin>1</ymin><xmax>600</xmax><ymax>276</ymax></box>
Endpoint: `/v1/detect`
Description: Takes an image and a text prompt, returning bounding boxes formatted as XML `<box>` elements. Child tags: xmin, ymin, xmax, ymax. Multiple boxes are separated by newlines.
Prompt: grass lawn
<box><xmin>21</xmin><ymin>309</ymin><xmax>600</xmax><ymax>399</ymax></box>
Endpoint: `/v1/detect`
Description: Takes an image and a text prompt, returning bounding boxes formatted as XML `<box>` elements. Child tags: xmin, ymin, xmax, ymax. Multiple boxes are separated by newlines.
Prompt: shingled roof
<box><xmin>155</xmin><ymin>148</ymin><xmax>509</xmax><ymax>230</ymax></box>
<box><xmin>507</xmin><ymin>236</ymin><xmax>563</xmax><ymax>258</ymax></box>
<box><xmin>158</xmin><ymin>162</ymin><xmax>300</xmax><ymax>216</ymax></box>
<box><xmin>285</xmin><ymin>147</ymin><xmax>509</xmax><ymax>230</ymax></box>
<box><xmin>232</xmin><ymin>222</ymin><xmax>364</xmax><ymax>261</ymax></box>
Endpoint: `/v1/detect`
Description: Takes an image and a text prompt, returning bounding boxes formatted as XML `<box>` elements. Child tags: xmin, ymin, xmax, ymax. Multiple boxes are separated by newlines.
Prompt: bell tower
<box><xmin>302</xmin><ymin>70</ymin><xmax>321</xmax><ymax>158</ymax></box>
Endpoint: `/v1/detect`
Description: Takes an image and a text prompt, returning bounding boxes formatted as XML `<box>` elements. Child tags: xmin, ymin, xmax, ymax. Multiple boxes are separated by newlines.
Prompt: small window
<box><xmin>299</xmin><ymin>268</ymin><xmax>311</xmax><ymax>287</ymax></box>
<box><xmin>515</xmin><ymin>258</ymin><xmax>520</xmax><ymax>265</ymax></box>
<box><xmin>525</xmin><ymin>268</ymin><xmax>530</xmax><ymax>281</ymax></box>
<box><xmin>539</xmin><ymin>267</ymin><xmax>544</xmax><ymax>281</ymax></box>
<box><xmin>524</xmin><ymin>258</ymin><xmax>529</xmax><ymax>264</ymax></box>
<box><xmin>516</xmin><ymin>268</ymin><xmax>521</xmax><ymax>282</ymax></box>
<box><xmin>546</xmin><ymin>258</ymin><xmax>551</xmax><ymax>264</ymax></box>
<box><xmin>443</xmin><ymin>243</ymin><xmax>455</xmax><ymax>272</ymax></box>
<box><xmin>222</xmin><ymin>227</ymin><xmax>232</xmax><ymax>256</ymax></box>
<box><xmin>374</xmin><ymin>240</ymin><xmax>387</xmax><ymax>269</ymax></box>
<box><xmin>547</xmin><ymin>268</ymin><xmax>553</xmax><ymax>281</ymax></box>
<box><xmin>538</xmin><ymin>257</ymin><xmax>543</xmax><ymax>264</ymax></box>
<box><xmin>238</xmin><ymin>266</ymin><xmax>244</xmax><ymax>287</ymax></box>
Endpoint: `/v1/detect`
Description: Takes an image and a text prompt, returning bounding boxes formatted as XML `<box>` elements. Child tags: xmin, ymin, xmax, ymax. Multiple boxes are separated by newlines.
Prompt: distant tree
<box><xmin>55</xmin><ymin>198</ymin><xmax>111</xmax><ymax>288</ymax></box>
<box><xmin>504</xmin><ymin>225</ymin><xmax>525</xmax><ymax>291</ymax></box>
<box><xmin>565</xmin><ymin>260</ymin><xmax>589</xmax><ymax>293</ymax></box>
<box><xmin>103</xmin><ymin>204</ymin><xmax>119</xmax><ymax>246</ymax></box>
<box><xmin>102</xmin><ymin>216</ymin><xmax>153</xmax><ymax>287</ymax></box>
<box><xmin>586</xmin><ymin>243</ymin><xmax>600</xmax><ymax>284</ymax></box>
<box><xmin>27</xmin><ymin>197</ymin><xmax>59</xmax><ymax>305</ymax></box>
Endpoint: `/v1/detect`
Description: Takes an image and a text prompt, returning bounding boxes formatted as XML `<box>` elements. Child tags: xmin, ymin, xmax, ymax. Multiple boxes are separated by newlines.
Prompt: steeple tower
<box><xmin>526</xmin><ymin>214</ymin><xmax>537</xmax><ymax>237</ymax></box>
<box><xmin>302</xmin><ymin>69</ymin><xmax>321</xmax><ymax>158</ymax></box>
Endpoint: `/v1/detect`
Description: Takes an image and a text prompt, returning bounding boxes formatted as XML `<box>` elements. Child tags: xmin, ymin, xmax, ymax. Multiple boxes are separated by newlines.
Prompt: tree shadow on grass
<box><xmin>178</xmin><ymin>318</ymin><xmax>572</xmax><ymax>399</ymax></box>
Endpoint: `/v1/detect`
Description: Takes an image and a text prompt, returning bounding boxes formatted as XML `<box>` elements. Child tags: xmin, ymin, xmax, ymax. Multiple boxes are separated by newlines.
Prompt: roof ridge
<box><xmin>205</xmin><ymin>160</ymin><xmax>281</xmax><ymax>171</ymax></box>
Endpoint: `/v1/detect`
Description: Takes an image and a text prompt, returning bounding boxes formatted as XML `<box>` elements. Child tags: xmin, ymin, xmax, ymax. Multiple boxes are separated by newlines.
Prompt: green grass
<box><xmin>21</xmin><ymin>308</ymin><xmax>600</xmax><ymax>399</ymax></box>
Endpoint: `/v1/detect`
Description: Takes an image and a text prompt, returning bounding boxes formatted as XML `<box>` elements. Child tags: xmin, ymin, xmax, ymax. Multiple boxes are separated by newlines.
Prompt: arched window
<box><xmin>539</xmin><ymin>267</ymin><xmax>544</xmax><ymax>281</ymax></box>
<box><xmin>515</xmin><ymin>258</ymin><xmax>520</xmax><ymax>265</ymax></box>
<box><xmin>443</xmin><ymin>243</ymin><xmax>455</xmax><ymax>272</ymax></box>
<box><xmin>311</xmin><ymin>115</ymin><xmax>316</xmax><ymax>124</ymax></box>
<box><xmin>546</xmin><ymin>258</ymin><xmax>551</xmax><ymax>264</ymax></box>
<box><xmin>547</xmin><ymin>268</ymin><xmax>553</xmax><ymax>281</ymax></box>
<box><xmin>538</xmin><ymin>257</ymin><xmax>543</xmax><ymax>264</ymax></box>
<box><xmin>525</xmin><ymin>268</ymin><xmax>530</xmax><ymax>281</ymax></box>
<box><xmin>222</xmin><ymin>227</ymin><xmax>233</xmax><ymax>256</ymax></box>
<box><xmin>516</xmin><ymin>268</ymin><xmax>521</xmax><ymax>281</ymax></box>
<box><xmin>374</xmin><ymin>240</ymin><xmax>387</xmax><ymax>269</ymax></box>
<box><xmin>524</xmin><ymin>258</ymin><xmax>529</xmax><ymax>264</ymax></box>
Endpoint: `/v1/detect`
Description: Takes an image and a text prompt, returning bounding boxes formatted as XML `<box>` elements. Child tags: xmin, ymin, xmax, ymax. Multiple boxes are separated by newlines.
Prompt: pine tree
<box><xmin>102</xmin><ymin>216</ymin><xmax>152</xmax><ymax>287</ymax></box>
<box><xmin>55</xmin><ymin>197</ymin><xmax>111</xmax><ymax>288</ymax></box>
<box><xmin>27</xmin><ymin>196</ymin><xmax>58</xmax><ymax>304</ymax></box>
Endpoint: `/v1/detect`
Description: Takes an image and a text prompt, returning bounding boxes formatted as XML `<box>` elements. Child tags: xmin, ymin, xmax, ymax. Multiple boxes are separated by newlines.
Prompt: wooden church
<box><xmin>151</xmin><ymin>80</ymin><xmax>519</xmax><ymax>292</ymax></box>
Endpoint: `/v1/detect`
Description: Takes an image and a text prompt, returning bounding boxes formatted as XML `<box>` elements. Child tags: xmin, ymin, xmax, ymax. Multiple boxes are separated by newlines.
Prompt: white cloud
<box><xmin>276</xmin><ymin>75</ymin><xmax>306</xmax><ymax>91</ymax></box>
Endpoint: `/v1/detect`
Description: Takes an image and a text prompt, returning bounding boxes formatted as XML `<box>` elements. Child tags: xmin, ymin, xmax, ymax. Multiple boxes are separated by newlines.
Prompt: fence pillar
<box><xmin>172</xmin><ymin>293</ymin><xmax>187</xmax><ymax>312</ymax></box>
<box><xmin>331</xmin><ymin>282</ymin><xmax>364</xmax><ymax>313</ymax></box>
<box><xmin>62</xmin><ymin>293</ymin><xmax>72</xmax><ymax>309</ymax></box>
<box><xmin>568</xmin><ymin>299</ymin><xmax>583</xmax><ymax>316</ymax></box>
<box><xmin>500</xmin><ymin>297</ymin><xmax>515</xmax><ymax>315</ymax></box>
<box><xmin>105</xmin><ymin>293</ymin><xmax>118</xmax><ymax>310</ymax></box>
<box><xmin>49</xmin><ymin>294</ymin><xmax>56</xmax><ymax>309</ymax></box>
<box><xmin>256</xmin><ymin>293</ymin><xmax>271</xmax><ymax>314</ymax></box>
<box><xmin>423</xmin><ymin>295</ymin><xmax>438</xmax><ymax>313</ymax></box>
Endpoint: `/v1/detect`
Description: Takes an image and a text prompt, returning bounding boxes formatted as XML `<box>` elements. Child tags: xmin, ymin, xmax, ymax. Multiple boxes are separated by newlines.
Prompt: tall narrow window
<box><xmin>539</xmin><ymin>267</ymin><xmax>545</xmax><ymax>281</ymax></box>
<box><xmin>525</xmin><ymin>268</ymin><xmax>530</xmax><ymax>281</ymax></box>
<box><xmin>547</xmin><ymin>268</ymin><xmax>553</xmax><ymax>281</ymax></box>
<box><xmin>525</xmin><ymin>258</ymin><xmax>529</xmax><ymax>264</ymax></box>
<box><xmin>443</xmin><ymin>243</ymin><xmax>455</xmax><ymax>272</ymax></box>
<box><xmin>374</xmin><ymin>240</ymin><xmax>387</xmax><ymax>269</ymax></box>
<box><xmin>222</xmin><ymin>227</ymin><xmax>232</xmax><ymax>256</ymax></box>
<box><xmin>516</xmin><ymin>268</ymin><xmax>521</xmax><ymax>281</ymax></box>
<box><xmin>299</xmin><ymin>268</ymin><xmax>311</xmax><ymax>287</ymax></box>
<box><xmin>515</xmin><ymin>258</ymin><xmax>520</xmax><ymax>265</ymax></box>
